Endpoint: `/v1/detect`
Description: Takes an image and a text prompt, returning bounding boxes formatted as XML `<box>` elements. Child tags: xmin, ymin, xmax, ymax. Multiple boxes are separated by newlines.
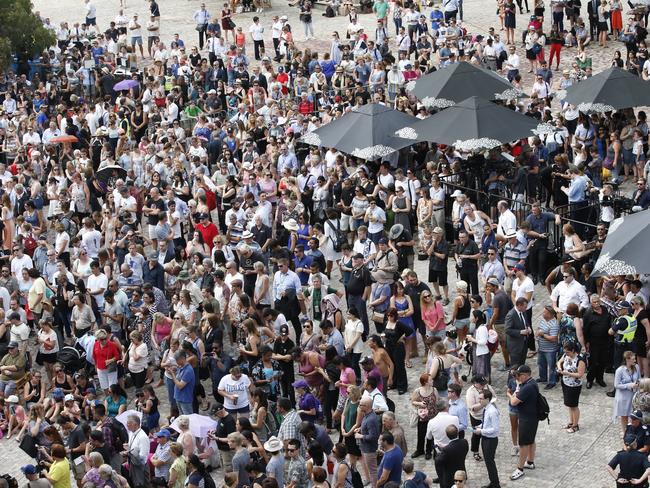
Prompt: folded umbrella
<box><xmin>49</xmin><ymin>135</ymin><xmax>79</xmax><ymax>144</ymax></box>
<box><xmin>394</xmin><ymin>96</ymin><xmax>540</xmax><ymax>151</ymax></box>
<box><xmin>113</xmin><ymin>79</ymin><xmax>140</xmax><ymax>91</ymax></box>
<box><xmin>562</xmin><ymin>67</ymin><xmax>650</xmax><ymax>112</ymax></box>
<box><xmin>407</xmin><ymin>61</ymin><xmax>523</xmax><ymax>108</ymax></box>
<box><xmin>592</xmin><ymin>210</ymin><xmax>650</xmax><ymax>276</ymax></box>
<box><xmin>300</xmin><ymin>103</ymin><xmax>419</xmax><ymax>160</ymax></box>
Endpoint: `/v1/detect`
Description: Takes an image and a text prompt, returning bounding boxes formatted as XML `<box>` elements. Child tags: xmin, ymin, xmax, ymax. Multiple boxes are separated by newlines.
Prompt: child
<box><xmin>83</xmin><ymin>387</ymin><xmax>98</xmax><ymax>421</ymax></box>
<box><xmin>443</xmin><ymin>330</ymin><xmax>462</xmax><ymax>385</ymax></box>
<box><xmin>62</xmin><ymin>394</ymin><xmax>81</xmax><ymax>423</ymax></box>
<box><xmin>418</xmin><ymin>225</ymin><xmax>434</xmax><ymax>259</ymax></box>
<box><xmin>5</xmin><ymin>395</ymin><xmax>26</xmax><ymax>439</ymax></box>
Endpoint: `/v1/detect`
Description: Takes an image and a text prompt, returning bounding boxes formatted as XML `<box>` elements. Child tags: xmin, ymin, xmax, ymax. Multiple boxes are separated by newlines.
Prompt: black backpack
<box><xmin>536</xmin><ymin>392</ymin><xmax>551</xmax><ymax>423</ymax></box>
<box><xmin>326</xmin><ymin>219</ymin><xmax>347</xmax><ymax>252</ymax></box>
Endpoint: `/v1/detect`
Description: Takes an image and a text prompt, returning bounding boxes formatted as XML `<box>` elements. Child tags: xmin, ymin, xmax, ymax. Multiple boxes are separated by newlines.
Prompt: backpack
<box><xmin>487</xmin><ymin>328</ymin><xmax>499</xmax><ymax>354</ymax></box>
<box><xmin>23</xmin><ymin>234</ymin><xmax>37</xmax><ymax>257</ymax></box>
<box><xmin>536</xmin><ymin>391</ymin><xmax>551</xmax><ymax>423</ymax></box>
<box><xmin>342</xmin><ymin>462</ymin><xmax>363</xmax><ymax>488</ymax></box>
<box><xmin>432</xmin><ymin>357</ymin><xmax>450</xmax><ymax>391</ymax></box>
<box><xmin>203</xmin><ymin>471</ymin><xmax>216</xmax><ymax>488</ymax></box>
<box><xmin>326</xmin><ymin>219</ymin><xmax>346</xmax><ymax>253</ymax></box>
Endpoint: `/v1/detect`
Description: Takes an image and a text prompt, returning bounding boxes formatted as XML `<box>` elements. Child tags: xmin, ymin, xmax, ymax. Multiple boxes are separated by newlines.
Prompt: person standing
<box><xmin>347</xmin><ymin>253</ymin><xmax>372</xmax><ymax>338</ymax></box>
<box><xmin>556</xmin><ymin>341</ymin><xmax>587</xmax><ymax>434</ymax></box>
<box><xmin>583</xmin><ymin>294</ymin><xmax>612</xmax><ymax>388</ymax></box>
<box><xmin>507</xmin><ymin>365</ymin><xmax>539</xmax><ymax>481</ymax></box>
<box><xmin>168</xmin><ymin>350</ymin><xmax>195</xmax><ymax>415</ymax></box>
<box><xmin>249</xmin><ymin>17</ymin><xmax>265</xmax><ymax>61</ymax></box>
<box><xmin>505</xmin><ymin>298</ymin><xmax>533</xmax><ymax>368</ymax></box>
<box><xmin>475</xmin><ymin>388</ymin><xmax>501</xmax><ymax>488</ymax></box>
<box><xmin>193</xmin><ymin>3</ymin><xmax>211</xmax><ymax>50</ymax></box>
<box><xmin>606</xmin><ymin>434</ymin><xmax>650</xmax><ymax>486</ymax></box>
<box><xmin>454</xmin><ymin>230</ymin><xmax>480</xmax><ymax>296</ymax></box>
<box><xmin>355</xmin><ymin>397</ymin><xmax>380</xmax><ymax>488</ymax></box>
<box><xmin>377</xmin><ymin>432</ymin><xmax>404</xmax><ymax>487</ymax></box>
<box><xmin>535</xmin><ymin>305</ymin><xmax>560</xmax><ymax>390</ymax></box>
<box><xmin>435</xmin><ymin>425</ymin><xmax>468</xmax><ymax>488</ymax></box>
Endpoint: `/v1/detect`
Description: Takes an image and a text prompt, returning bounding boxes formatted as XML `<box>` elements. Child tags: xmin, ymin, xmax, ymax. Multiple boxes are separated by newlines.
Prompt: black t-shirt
<box><xmin>394</xmin><ymin>229</ymin><xmax>415</xmax><ymax>256</ymax></box>
<box><xmin>68</xmin><ymin>425</ymin><xmax>87</xmax><ymax>460</ymax></box>
<box><xmin>347</xmin><ymin>265</ymin><xmax>372</xmax><ymax>296</ymax></box>
<box><xmin>515</xmin><ymin>378</ymin><xmax>539</xmax><ymax>419</ymax></box>
<box><xmin>273</xmin><ymin>337</ymin><xmax>296</xmax><ymax>372</ymax></box>
<box><xmin>251</xmin><ymin>224</ymin><xmax>272</xmax><ymax>248</ymax></box>
<box><xmin>215</xmin><ymin>413</ymin><xmax>237</xmax><ymax>451</ymax></box>
<box><xmin>609</xmin><ymin>450</ymin><xmax>650</xmax><ymax>480</ymax></box>
<box><xmin>145</xmin><ymin>197</ymin><xmax>166</xmax><ymax>225</ymax></box>
<box><xmin>583</xmin><ymin>307</ymin><xmax>613</xmax><ymax>343</ymax></box>
<box><xmin>456</xmin><ymin>239</ymin><xmax>480</xmax><ymax>271</ymax></box>
<box><xmin>429</xmin><ymin>240</ymin><xmax>449</xmax><ymax>271</ymax></box>
<box><xmin>492</xmin><ymin>290</ymin><xmax>513</xmax><ymax>324</ymax></box>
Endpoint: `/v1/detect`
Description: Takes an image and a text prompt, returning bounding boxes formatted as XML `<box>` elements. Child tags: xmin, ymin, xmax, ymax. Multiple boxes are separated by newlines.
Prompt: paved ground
<box><xmin>7</xmin><ymin>0</ymin><xmax>632</xmax><ymax>486</ymax></box>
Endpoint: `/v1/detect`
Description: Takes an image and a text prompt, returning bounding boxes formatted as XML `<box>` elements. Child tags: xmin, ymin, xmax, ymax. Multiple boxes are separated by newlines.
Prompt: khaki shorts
<box><xmin>494</xmin><ymin>323</ymin><xmax>506</xmax><ymax>345</ymax></box>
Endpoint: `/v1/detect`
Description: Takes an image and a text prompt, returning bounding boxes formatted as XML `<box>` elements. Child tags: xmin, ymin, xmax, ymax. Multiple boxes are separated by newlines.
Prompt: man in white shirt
<box><xmin>10</xmin><ymin>247</ymin><xmax>34</xmax><ymax>277</ymax></box>
<box><xmin>80</xmin><ymin>218</ymin><xmax>102</xmax><ymax>259</ymax></box>
<box><xmin>22</xmin><ymin>127</ymin><xmax>41</xmax><ymax>146</ymax></box>
<box><xmin>42</xmin><ymin>121</ymin><xmax>62</xmax><ymax>145</ymax></box>
<box><xmin>126</xmin><ymin>414</ymin><xmax>150</xmax><ymax>484</ymax></box>
<box><xmin>128</xmin><ymin>14</ymin><xmax>144</xmax><ymax>58</ymax></box>
<box><xmin>550</xmin><ymin>268</ymin><xmax>589</xmax><ymax>312</ymax></box>
<box><xmin>87</xmin><ymin>262</ymin><xmax>108</xmax><ymax>311</ymax></box>
<box><xmin>249</xmin><ymin>17</ymin><xmax>265</xmax><ymax>61</ymax></box>
<box><xmin>425</xmin><ymin>399</ymin><xmax>460</xmax><ymax>459</ymax></box>
<box><xmin>504</xmin><ymin>45</ymin><xmax>520</xmax><ymax>82</ymax></box>
<box><xmin>352</xmin><ymin>226</ymin><xmax>377</xmax><ymax>270</ymax></box>
<box><xmin>496</xmin><ymin>200</ymin><xmax>518</xmax><ymax>241</ymax></box>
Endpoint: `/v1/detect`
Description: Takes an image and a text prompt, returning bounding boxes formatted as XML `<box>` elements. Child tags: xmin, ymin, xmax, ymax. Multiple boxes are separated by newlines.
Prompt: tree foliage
<box><xmin>0</xmin><ymin>0</ymin><xmax>56</xmax><ymax>70</ymax></box>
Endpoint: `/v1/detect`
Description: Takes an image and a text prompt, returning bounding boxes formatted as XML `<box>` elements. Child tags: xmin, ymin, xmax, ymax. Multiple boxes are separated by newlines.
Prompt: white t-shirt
<box><xmin>10</xmin><ymin>322</ymin><xmax>30</xmax><ymax>348</ymax></box>
<box><xmin>11</xmin><ymin>254</ymin><xmax>34</xmax><ymax>276</ymax></box>
<box><xmin>38</xmin><ymin>328</ymin><xmax>60</xmax><ymax>355</ymax></box>
<box><xmin>128</xmin><ymin>342</ymin><xmax>149</xmax><ymax>373</ymax></box>
<box><xmin>218</xmin><ymin>374</ymin><xmax>251</xmax><ymax>410</ymax></box>
<box><xmin>87</xmin><ymin>273</ymin><xmax>108</xmax><ymax>308</ymax></box>
<box><xmin>81</xmin><ymin>229</ymin><xmax>102</xmax><ymax>258</ymax></box>
<box><xmin>0</xmin><ymin>286</ymin><xmax>10</xmax><ymax>311</ymax></box>
<box><xmin>512</xmin><ymin>276</ymin><xmax>535</xmax><ymax>310</ymax></box>
<box><xmin>343</xmin><ymin>319</ymin><xmax>365</xmax><ymax>354</ymax></box>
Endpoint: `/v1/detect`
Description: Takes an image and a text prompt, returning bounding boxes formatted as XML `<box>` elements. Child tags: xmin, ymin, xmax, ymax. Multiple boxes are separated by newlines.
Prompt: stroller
<box><xmin>56</xmin><ymin>344</ymin><xmax>88</xmax><ymax>376</ymax></box>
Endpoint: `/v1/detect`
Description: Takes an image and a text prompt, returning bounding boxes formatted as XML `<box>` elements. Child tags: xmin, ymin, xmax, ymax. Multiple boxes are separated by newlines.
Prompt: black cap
<box><xmin>516</xmin><ymin>364</ymin><xmax>532</xmax><ymax>375</ymax></box>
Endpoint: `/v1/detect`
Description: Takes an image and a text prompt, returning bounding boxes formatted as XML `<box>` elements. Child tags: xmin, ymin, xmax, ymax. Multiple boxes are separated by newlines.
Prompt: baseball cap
<box><xmin>292</xmin><ymin>379</ymin><xmax>309</xmax><ymax>389</ymax></box>
<box><xmin>487</xmin><ymin>277</ymin><xmax>500</xmax><ymax>286</ymax></box>
<box><xmin>7</xmin><ymin>341</ymin><xmax>18</xmax><ymax>349</ymax></box>
<box><xmin>64</xmin><ymin>394</ymin><xmax>75</xmax><ymax>402</ymax></box>
<box><xmin>155</xmin><ymin>429</ymin><xmax>171</xmax><ymax>438</ymax></box>
<box><xmin>516</xmin><ymin>364</ymin><xmax>532</xmax><ymax>375</ymax></box>
<box><xmin>378</xmin><ymin>237</ymin><xmax>388</xmax><ymax>245</ymax></box>
<box><xmin>631</xmin><ymin>410</ymin><xmax>644</xmax><ymax>420</ymax></box>
<box><xmin>211</xmin><ymin>402</ymin><xmax>225</xmax><ymax>414</ymax></box>
<box><xmin>279</xmin><ymin>324</ymin><xmax>289</xmax><ymax>336</ymax></box>
<box><xmin>21</xmin><ymin>465</ymin><xmax>38</xmax><ymax>475</ymax></box>
<box><xmin>513</xmin><ymin>263</ymin><xmax>525</xmax><ymax>271</ymax></box>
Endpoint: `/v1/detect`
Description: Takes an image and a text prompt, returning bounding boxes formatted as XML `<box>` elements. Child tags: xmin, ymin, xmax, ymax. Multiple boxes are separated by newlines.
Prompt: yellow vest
<box><xmin>616</xmin><ymin>315</ymin><xmax>637</xmax><ymax>344</ymax></box>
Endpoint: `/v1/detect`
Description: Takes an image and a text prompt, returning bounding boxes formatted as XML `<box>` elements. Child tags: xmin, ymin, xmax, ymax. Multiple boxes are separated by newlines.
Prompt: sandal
<box><xmin>562</xmin><ymin>423</ymin><xmax>573</xmax><ymax>429</ymax></box>
<box><xmin>473</xmin><ymin>452</ymin><xmax>483</xmax><ymax>461</ymax></box>
<box><xmin>566</xmin><ymin>424</ymin><xmax>580</xmax><ymax>433</ymax></box>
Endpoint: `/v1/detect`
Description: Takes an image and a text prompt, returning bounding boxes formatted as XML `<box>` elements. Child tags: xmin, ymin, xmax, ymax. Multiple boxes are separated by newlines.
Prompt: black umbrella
<box><xmin>592</xmin><ymin>210</ymin><xmax>650</xmax><ymax>276</ymax></box>
<box><xmin>562</xmin><ymin>67</ymin><xmax>650</xmax><ymax>112</ymax></box>
<box><xmin>394</xmin><ymin>96</ymin><xmax>540</xmax><ymax>151</ymax></box>
<box><xmin>300</xmin><ymin>103</ymin><xmax>419</xmax><ymax>160</ymax></box>
<box><xmin>96</xmin><ymin>164</ymin><xmax>128</xmax><ymax>188</ymax></box>
<box><xmin>407</xmin><ymin>61</ymin><xmax>522</xmax><ymax>108</ymax></box>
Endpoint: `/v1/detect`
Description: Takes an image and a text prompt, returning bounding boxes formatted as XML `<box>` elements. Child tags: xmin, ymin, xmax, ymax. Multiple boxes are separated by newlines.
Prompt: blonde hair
<box><xmin>347</xmin><ymin>385</ymin><xmax>362</xmax><ymax>402</ymax></box>
<box><xmin>639</xmin><ymin>378</ymin><xmax>650</xmax><ymax>393</ymax></box>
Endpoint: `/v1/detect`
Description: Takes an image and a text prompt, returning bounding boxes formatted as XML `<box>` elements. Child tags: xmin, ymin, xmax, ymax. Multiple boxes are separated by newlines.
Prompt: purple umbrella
<box><xmin>113</xmin><ymin>79</ymin><xmax>139</xmax><ymax>91</ymax></box>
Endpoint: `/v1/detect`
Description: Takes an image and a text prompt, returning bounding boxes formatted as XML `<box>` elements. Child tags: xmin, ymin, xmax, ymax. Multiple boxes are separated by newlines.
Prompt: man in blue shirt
<box><xmin>293</xmin><ymin>245</ymin><xmax>312</xmax><ymax>286</ymax></box>
<box><xmin>525</xmin><ymin>203</ymin><xmax>561</xmax><ymax>284</ymax></box>
<box><xmin>562</xmin><ymin>167</ymin><xmax>590</xmax><ymax>236</ymax></box>
<box><xmin>170</xmin><ymin>350</ymin><xmax>195</xmax><ymax>415</ymax></box>
<box><xmin>377</xmin><ymin>432</ymin><xmax>403</xmax><ymax>487</ymax></box>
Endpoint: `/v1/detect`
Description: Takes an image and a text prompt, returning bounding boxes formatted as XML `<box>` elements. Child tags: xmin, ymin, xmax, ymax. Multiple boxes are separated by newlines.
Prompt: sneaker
<box><xmin>544</xmin><ymin>383</ymin><xmax>556</xmax><ymax>390</ymax></box>
<box><xmin>511</xmin><ymin>445</ymin><xmax>519</xmax><ymax>456</ymax></box>
<box><xmin>606</xmin><ymin>390</ymin><xmax>616</xmax><ymax>398</ymax></box>
<box><xmin>410</xmin><ymin>451</ymin><xmax>424</xmax><ymax>459</ymax></box>
<box><xmin>596</xmin><ymin>379</ymin><xmax>607</xmax><ymax>387</ymax></box>
<box><xmin>510</xmin><ymin>469</ymin><xmax>525</xmax><ymax>480</ymax></box>
<box><xmin>524</xmin><ymin>462</ymin><xmax>535</xmax><ymax>470</ymax></box>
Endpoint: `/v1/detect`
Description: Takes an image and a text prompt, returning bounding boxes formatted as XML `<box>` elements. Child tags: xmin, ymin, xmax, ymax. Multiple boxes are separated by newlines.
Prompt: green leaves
<box><xmin>0</xmin><ymin>0</ymin><xmax>55</xmax><ymax>69</ymax></box>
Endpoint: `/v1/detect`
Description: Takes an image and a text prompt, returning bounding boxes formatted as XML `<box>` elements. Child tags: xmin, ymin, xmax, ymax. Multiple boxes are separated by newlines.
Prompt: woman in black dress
<box><xmin>383</xmin><ymin>308</ymin><xmax>410</xmax><ymax>395</ymax></box>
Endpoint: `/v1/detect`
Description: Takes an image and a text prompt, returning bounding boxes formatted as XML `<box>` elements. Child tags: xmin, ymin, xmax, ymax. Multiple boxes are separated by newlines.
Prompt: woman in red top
<box><xmin>93</xmin><ymin>329</ymin><xmax>122</xmax><ymax>394</ymax></box>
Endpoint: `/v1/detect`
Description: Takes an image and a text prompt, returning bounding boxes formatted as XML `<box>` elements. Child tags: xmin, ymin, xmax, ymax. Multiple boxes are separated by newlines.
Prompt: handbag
<box><xmin>371</xmin><ymin>311</ymin><xmax>385</xmax><ymax>323</ymax></box>
<box><xmin>19</xmin><ymin>435</ymin><xmax>38</xmax><ymax>458</ymax></box>
<box><xmin>106</xmin><ymin>360</ymin><xmax>118</xmax><ymax>373</ymax></box>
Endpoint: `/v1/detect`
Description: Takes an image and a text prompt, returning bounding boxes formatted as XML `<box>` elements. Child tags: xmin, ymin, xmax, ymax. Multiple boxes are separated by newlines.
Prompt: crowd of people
<box><xmin>2</xmin><ymin>0</ymin><xmax>650</xmax><ymax>486</ymax></box>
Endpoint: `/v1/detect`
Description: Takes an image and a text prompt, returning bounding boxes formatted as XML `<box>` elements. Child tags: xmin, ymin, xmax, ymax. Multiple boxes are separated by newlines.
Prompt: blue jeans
<box><xmin>177</xmin><ymin>401</ymin><xmax>194</xmax><ymax>415</ymax></box>
<box><xmin>165</xmin><ymin>376</ymin><xmax>176</xmax><ymax>408</ymax></box>
<box><xmin>537</xmin><ymin>350</ymin><xmax>558</xmax><ymax>385</ymax></box>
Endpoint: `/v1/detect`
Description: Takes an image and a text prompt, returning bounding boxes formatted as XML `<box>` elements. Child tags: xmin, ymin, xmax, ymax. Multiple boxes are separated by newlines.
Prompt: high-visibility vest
<box><xmin>616</xmin><ymin>315</ymin><xmax>637</xmax><ymax>344</ymax></box>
